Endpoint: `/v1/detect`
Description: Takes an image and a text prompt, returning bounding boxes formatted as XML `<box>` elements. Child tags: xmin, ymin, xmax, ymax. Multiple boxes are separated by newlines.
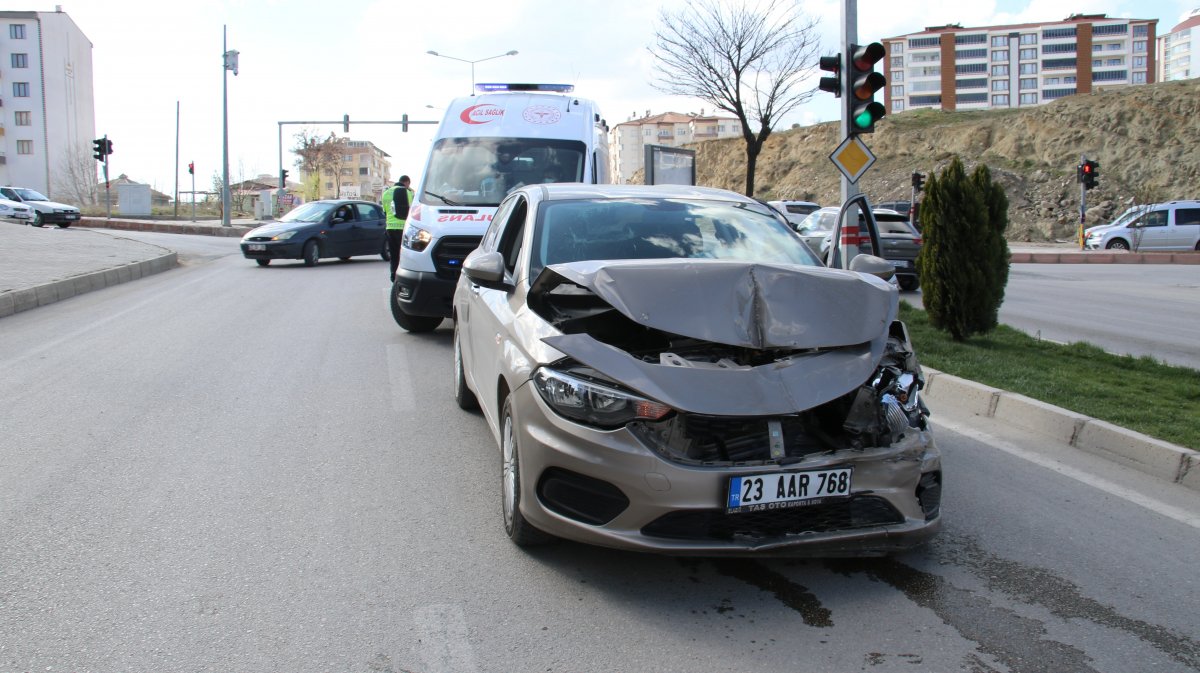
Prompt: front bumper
<box><xmin>39</xmin><ymin>211</ymin><xmax>80</xmax><ymax>224</ymax></box>
<box><xmin>240</xmin><ymin>240</ymin><xmax>303</xmax><ymax>260</ymax></box>
<box><xmin>509</xmin><ymin>383</ymin><xmax>942</xmax><ymax>557</ymax></box>
<box><xmin>393</xmin><ymin>266</ymin><xmax>458</xmax><ymax>318</ymax></box>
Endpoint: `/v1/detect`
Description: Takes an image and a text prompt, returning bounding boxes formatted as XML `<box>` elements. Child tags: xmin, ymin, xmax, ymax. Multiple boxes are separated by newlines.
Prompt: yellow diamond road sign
<box><xmin>829</xmin><ymin>135</ymin><xmax>876</xmax><ymax>184</ymax></box>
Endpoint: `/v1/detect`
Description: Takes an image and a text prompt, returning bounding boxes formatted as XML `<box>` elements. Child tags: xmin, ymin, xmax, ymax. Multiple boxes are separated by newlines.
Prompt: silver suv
<box><xmin>1084</xmin><ymin>200</ymin><xmax>1200</xmax><ymax>252</ymax></box>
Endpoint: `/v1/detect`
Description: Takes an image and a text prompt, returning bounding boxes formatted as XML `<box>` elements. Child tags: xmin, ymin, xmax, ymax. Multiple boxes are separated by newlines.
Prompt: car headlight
<box><xmin>271</xmin><ymin>230</ymin><xmax>297</xmax><ymax>241</ymax></box>
<box><xmin>533</xmin><ymin>367</ymin><xmax>671</xmax><ymax>429</ymax></box>
<box><xmin>402</xmin><ymin>225</ymin><xmax>433</xmax><ymax>252</ymax></box>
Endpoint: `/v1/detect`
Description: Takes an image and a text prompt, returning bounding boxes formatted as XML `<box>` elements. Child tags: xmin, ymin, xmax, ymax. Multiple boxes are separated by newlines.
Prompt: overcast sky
<box><xmin>27</xmin><ymin>0</ymin><xmax>1196</xmax><ymax>196</ymax></box>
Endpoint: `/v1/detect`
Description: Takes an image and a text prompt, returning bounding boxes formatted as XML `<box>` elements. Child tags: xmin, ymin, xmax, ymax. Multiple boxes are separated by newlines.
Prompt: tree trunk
<box><xmin>744</xmin><ymin>141</ymin><xmax>763</xmax><ymax>197</ymax></box>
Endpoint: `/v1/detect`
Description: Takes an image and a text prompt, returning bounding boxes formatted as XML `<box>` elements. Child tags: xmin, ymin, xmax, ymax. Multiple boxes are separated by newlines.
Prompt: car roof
<box><xmin>528</xmin><ymin>183</ymin><xmax>763</xmax><ymax>206</ymax></box>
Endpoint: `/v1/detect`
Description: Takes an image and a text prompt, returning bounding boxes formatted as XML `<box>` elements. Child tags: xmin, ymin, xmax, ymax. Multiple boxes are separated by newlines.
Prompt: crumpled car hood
<box><xmin>530</xmin><ymin>259</ymin><xmax>896</xmax><ymax>349</ymax></box>
<box><xmin>532</xmin><ymin>259</ymin><xmax>899</xmax><ymax>416</ymax></box>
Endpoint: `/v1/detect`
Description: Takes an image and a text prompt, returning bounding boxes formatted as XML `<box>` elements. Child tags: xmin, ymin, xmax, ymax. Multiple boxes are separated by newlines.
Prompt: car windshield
<box><xmin>798</xmin><ymin>210</ymin><xmax>838</xmax><ymax>232</ymax></box>
<box><xmin>12</xmin><ymin>188</ymin><xmax>48</xmax><ymax>201</ymax></box>
<box><xmin>422</xmin><ymin>137</ymin><xmax>586</xmax><ymax>207</ymax></box>
<box><xmin>280</xmin><ymin>202</ymin><xmax>335</xmax><ymax>223</ymax></box>
<box><xmin>530</xmin><ymin>197</ymin><xmax>821</xmax><ymax>278</ymax></box>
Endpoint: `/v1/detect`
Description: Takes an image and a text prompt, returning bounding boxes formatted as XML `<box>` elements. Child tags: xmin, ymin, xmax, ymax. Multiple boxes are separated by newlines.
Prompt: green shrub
<box><xmin>917</xmin><ymin>158</ymin><xmax>1011</xmax><ymax>341</ymax></box>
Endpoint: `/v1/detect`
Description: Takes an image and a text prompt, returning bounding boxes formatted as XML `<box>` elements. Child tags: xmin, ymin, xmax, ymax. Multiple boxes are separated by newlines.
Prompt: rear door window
<box><xmin>1174</xmin><ymin>208</ymin><xmax>1200</xmax><ymax>226</ymax></box>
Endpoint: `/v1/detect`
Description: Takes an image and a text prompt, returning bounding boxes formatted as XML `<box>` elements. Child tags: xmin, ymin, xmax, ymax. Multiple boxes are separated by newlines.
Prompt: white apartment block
<box><xmin>0</xmin><ymin>8</ymin><xmax>95</xmax><ymax>197</ymax></box>
<box><xmin>884</xmin><ymin>14</ymin><xmax>1156</xmax><ymax>114</ymax></box>
<box><xmin>1158</xmin><ymin>8</ymin><xmax>1200</xmax><ymax>81</ymax></box>
<box><xmin>609</xmin><ymin>110</ymin><xmax>739</xmax><ymax>184</ymax></box>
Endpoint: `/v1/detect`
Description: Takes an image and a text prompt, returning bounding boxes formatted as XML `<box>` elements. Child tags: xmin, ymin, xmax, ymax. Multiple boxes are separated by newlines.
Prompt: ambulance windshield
<box><xmin>422</xmin><ymin>137</ymin><xmax>586</xmax><ymax>207</ymax></box>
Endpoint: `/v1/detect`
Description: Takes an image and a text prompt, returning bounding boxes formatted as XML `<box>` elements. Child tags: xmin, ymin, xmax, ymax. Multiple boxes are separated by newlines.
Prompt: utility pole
<box><xmin>174</xmin><ymin>100</ymin><xmax>180</xmax><ymax>220</ymax></box>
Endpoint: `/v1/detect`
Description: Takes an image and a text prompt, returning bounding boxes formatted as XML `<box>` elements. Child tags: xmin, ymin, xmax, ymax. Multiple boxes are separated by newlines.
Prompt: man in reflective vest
<box><xmin>382</xmin><ymin>175</ymin><xmax>413</xmax><ymax>282</ymax></box>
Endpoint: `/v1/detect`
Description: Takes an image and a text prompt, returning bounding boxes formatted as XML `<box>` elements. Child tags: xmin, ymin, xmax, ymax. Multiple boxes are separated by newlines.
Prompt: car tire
<box><xmin>303</xmin><ymin>240</ymin><xmax>320</xmax><ymax>266</ymax></box>
<box><xmin>453</xmin><ymin>321</ymin><xmax>479</xmax><ymax>411</ymax></box>
<box><xmin>1194</xmin><ymin>241</ymin><xmax>1200</xmax><ymax>251</ymax></box>
<box><xmin>898</xmin><ymin>276</ymin><xmax>920</xmax><ymax>292</ymax></box>
<box><xmin>31</xmin><ymin>212</ymin><xmax>44</xmax><ymax>227</ymax></box>
<box><xmin>389</xmin><ymin>278</ymin><xmax>442</xmax><ymax>333</ymax></box>
<box><xmin>57</xmin><ymin>222</ymin><xmax>71</xmax><ymax>228</ymax></box>
<box><xmin>1106</xmin><ymin>239</ymin><xmax>1130</xmax><ymax>251</ymax></box>
<box><xmin>501</xmin><ymin>396</ymin><xmax>554</xmax><ymax>547</ymax></box>
<box><xmin>256</xmin><ymin>259</ymin><xmax>270</xmax><ymax>267</ymax></box>
<box><xmin>380</xmin><ymin>239</ymin><xmax>391</xmax><ymax>261</ymax></box>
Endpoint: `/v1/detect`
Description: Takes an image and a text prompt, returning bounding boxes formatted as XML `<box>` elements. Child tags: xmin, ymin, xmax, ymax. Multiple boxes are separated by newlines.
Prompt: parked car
<box><xmin>817</xmin><ymin>209</ymin><xmax>924</xmax><ymax>292</ymax></box>
<box><xmin>794</xmin><ymin>206</ymin><xmax>839</xmax><ymax>255</ymax></box>
<box><xmin>1084</xmin><ymin>200</ymin><xmax>1200</xmax><ymax>251</ymax></box>
<box><xmin>452</xmin><ymin>183</ymin><xmax>940</xmax><ymax>556</ymax></box>
<box><xmin>240</xmin><ymin>200</ymin><xmax>389</xmax><ymax>267</ymax></box>
<box><xmin>766</xmin><ymin>200</ymin><xmax>821</xmax><ymax>228</ymax></box>
<box><xmin>0</xmin><ymin>186</ymin><xmax>80</xmax><ymax>227</ymax></box>
<box><xmin>0</xmin><ymin>197</ymin><xmax>33</xmax><ymax>222</ymax></box>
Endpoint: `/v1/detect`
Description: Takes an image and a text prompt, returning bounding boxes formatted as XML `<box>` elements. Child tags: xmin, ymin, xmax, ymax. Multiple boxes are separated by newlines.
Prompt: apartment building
<box><xmin>1158</xmin><ymin>8</ymin><xmax>1200</xmax><ymax>81</ymax></box>
<box><xmin>609</xmin><ymin>110</ymin><xmax>739</xmax><ymax>184</ymax></box>
<box><xmin>301</xmin><ymin>139</ymin><xmax>392</xmax><ymax>201</ymax></box>
<box><xmin>884</xmin><ymin>14</ymin><xmax>1156</xmax><ymax>114</ymax></box>
<box><xmin>0</xmin><ymin>8</ymin><xmax>95</xmax><ymax>197</ymax></box>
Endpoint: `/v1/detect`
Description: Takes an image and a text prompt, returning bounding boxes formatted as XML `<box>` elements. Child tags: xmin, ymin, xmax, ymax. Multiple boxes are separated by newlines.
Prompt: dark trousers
<box><xmin>387</xmin><ymin>228</ymin><xmax>404</xmax><ymax>281</ymax></box>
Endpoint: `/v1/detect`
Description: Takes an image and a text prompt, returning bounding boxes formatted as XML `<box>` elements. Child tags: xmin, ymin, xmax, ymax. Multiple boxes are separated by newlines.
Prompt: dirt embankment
<box><xmin>691</xmin><ymin>78</ymin><xmax>1200</xmax><ymax>240</ymax></box>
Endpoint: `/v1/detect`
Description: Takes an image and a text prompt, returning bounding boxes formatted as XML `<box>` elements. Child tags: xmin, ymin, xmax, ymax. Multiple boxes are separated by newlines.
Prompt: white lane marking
<box><xmin>413</xmin><ymin>604</ymin><xmax>478</xmax><ymax>673</ymax></box>
<box><xmin>386</xmin><ymin>343</ymin><xmax>417</xmax><ymax>412</ymax></box>
<box><xmin>934</xmin><ymin>418</ymin><xmax>1200</xmax><ymax>530</ymax></box>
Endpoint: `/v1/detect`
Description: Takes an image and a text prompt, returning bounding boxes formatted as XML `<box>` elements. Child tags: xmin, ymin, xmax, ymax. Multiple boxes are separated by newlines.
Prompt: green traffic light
<box><xmin>853</xmin><ymin>110</ymin><xmax>874</xmax><ymax>129</ymax></box>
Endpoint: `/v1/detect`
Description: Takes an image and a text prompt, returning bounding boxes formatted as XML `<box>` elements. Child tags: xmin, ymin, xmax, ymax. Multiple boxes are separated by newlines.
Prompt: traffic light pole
<box><xmin>1079</xmin><ymin>153</ymin><xmax>1087</xmax><ymax>249</ymax></box>
<box><xmin>835</xmin><ymin>0</ymin><xmax>860</xmax><ymax>269</ymax></box>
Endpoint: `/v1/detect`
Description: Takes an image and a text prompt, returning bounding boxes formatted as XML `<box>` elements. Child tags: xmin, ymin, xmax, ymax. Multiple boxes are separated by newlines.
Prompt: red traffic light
<box><xmin>187</xmin><ymin>162</ymin><xmax>194</xmax><ymax>175</ymax></box>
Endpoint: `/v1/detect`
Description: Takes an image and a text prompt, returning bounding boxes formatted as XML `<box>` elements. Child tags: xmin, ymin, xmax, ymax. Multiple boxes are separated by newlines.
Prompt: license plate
<box><xmin>890</xmin><ymin>260</ymin><xmax>909</xmax><ymax>268</ymax></box>
<box><xmin>248</xmin><ymin>244</ymin><xmax>266</xmax><ymax>251</ymax></box>
<box><xmin>726</xmin><ymin>468</ymin><xmax>852</xmax><ymax>514</ymax></box>
<box><xmin>65</xmin><ymin>213</ymin><xmax>79</xmax><ymax>220</ymax></box>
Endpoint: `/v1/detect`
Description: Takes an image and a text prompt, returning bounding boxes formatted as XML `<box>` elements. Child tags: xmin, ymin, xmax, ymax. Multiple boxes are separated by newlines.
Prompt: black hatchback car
<box><xmin>240</xmin><ymin>200</ymin><xmax>389</xmax><ymax>267</ymax></box>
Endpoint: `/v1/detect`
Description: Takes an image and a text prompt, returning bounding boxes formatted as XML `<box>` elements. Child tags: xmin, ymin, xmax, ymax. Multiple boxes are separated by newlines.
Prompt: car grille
<box><xmin>432</xmin><ymin>236</ymin><xmax>483</xmax><ymax>280</ymax></box>
<box><xmin>244</xmin><ymin>235</ymin><xmax>274</xmax><ymax>242</ymax></box>
<box><xmin>630</xmin><ymin>413</ymin><xmax>841</xmax><ymax>465</ymax></box>
<box><xmin>640</xmin><ymin>495</ymin><xmax>904</xmax><ymax>541</ymax></box>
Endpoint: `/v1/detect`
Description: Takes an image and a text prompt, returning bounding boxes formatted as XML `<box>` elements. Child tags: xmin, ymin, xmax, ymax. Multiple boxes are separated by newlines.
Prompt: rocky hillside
<box><xmin>691</xmin><ymin>78</ymin><xmax>1200</xmax><ymax>240</ymax></box>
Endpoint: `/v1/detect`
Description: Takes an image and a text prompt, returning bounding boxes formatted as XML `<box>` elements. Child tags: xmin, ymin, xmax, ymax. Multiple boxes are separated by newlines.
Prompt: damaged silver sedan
<box><xmin>452</xmin><ymin>184</ymin><xmax>940</xmax><ymax>556</ymax></box>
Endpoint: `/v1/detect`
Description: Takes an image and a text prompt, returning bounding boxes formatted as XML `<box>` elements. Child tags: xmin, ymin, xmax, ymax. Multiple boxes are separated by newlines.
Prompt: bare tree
<box><xmin>650</xmin><ymin>0</ymin><xmax>820</xmax><ymax>196</ymax></box>
<box><xmin>54</xmin><ymin>144</ymin><xmax>99</xmax><ymax>206</ymax></box>
<box><xmin>292</xmin><ymin>130</ymin><xmax>348</xmax><ymax>200</ymax></box>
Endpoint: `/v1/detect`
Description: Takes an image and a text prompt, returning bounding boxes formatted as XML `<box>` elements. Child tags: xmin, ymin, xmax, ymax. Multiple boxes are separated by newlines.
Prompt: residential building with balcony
<box><xmin>299</xmin><ymin>139</ymin><xmax>392</xmax><ymax>201</ymax></box>
<box><xmin>883</xmin><ymin>14</ymin><xmax>1156</xmax><ymax>114</ymax></box>
<box><xmin>609</xmin><ymin>110</ymin><xmax>739</xmax><ymax>184</ymax></box>
<box><xmin>0</xmin><ymin>8</ymin><xmax>94</xmax><ymax>198</ymax></box>
<box><xmin>1158</xmin><ymin>8</ymin><xmax>1200</xmax><ymax>81</ymax></box>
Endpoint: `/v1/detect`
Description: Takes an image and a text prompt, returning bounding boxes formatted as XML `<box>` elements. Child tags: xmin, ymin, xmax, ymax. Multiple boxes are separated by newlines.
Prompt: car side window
<box><xmin>1140</xmin><ymin>211</ymin><xmax>1167</xmax><ymax>227</ymax></box>
<box><xmin>1</xmin><ymin>188</ymin><xmax>15</xmax><ymax>200</ymax></box>
<box><xmin>497</xmin><ymin>197</ymin><xmax>528</xmax><ymax>277</ymax></box>
<box><xmin>355</xmin><ymin>203</ymin><xmax>382</xmax><ymax>221</ymax></box>
<box><xmin>482</xmin><ymin>196</ymin><xmax>518</xmax><ymax>252</ymax></box>
<box><xmin>1174</xmin><ymin>208</ymin><xmax>1200</xmax><ymax>227</ymax></box>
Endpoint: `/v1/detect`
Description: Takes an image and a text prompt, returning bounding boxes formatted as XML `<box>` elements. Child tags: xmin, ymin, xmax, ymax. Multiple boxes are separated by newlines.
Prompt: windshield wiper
<box><xmin>424</xmin><ymin>190</ymin><xmax>462</xmax><ymax>206</ymax></box>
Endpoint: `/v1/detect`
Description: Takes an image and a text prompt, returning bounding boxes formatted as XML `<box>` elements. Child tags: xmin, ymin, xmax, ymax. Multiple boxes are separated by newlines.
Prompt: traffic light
<box><xmin>343</xmin><ymin>114</ymin><xmax>350</xmax><ymax>133</ymax></box>
<box><xmin>847</xmin><ymin>42</ymin><xmax>887</xmax><ymax>135</ymax></box>
<box><xmin>401</xmin><ymin>113</ymin><xmax>409</xmax><ymax>133</ymax></box>
<box><xmin>280</xmin><ymin>169</ymin><xmax>289</xmax><ymax>187</ymax></box>
<box><xmin>912</xmin><ymin>171</ymin><xmax>926</xmax><ymax>192</ymax></box>
<box><xmin>92</xmin><ymin>137</ymin><xmax>106</xmax><ymax>161</ymax></box>
<box><xmin>104</xmin><ymin>139</ymin><xmax>113</xmax><ymax>156</ymax></box>
<box><xmin>1080</xmin><ymin>159</ymin><xmax>1099</xmax><ymax>190</ymax></box>
<box><xmin>818</xmin><ymin>53</ymin><xmax>842</xmax><ymax>97</ymax></box>
<box><xmin>188</xmin><ymin>161</ymin><xmax>194</xmax><ymax>175</ymax></box>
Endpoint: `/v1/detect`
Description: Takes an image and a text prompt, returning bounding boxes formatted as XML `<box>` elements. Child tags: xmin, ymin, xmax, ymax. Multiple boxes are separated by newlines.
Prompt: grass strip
<box><xmin>899</xmin><ymin>302</ymin><xmax>1200</xmax><ymax>450</ymax></box>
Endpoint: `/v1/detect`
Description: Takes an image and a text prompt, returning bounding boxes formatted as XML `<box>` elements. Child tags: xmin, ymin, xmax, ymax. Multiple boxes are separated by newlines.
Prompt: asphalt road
<box><xmin>1000</xmin><ymin>263</ymin><xmax>1200</xmax><ymax>370</ymax></box>
<box><xmin>1</xmin><ymin>234</ymin><xmax>1198</xmax><ymax>672</ymax></box>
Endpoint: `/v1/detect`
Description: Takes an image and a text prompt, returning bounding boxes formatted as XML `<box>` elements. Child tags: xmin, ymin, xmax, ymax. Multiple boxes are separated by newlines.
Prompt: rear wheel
<box><xmin>1106</xmin><ymin>239</ymin><xmax>1130</xmax><ymax>251</ymax></box>
<box><xmin>256</xmin><ymin>259</ymin><xmax>270</xmax><ymax>267</ymax></box>
<box><xmin>380</xmin><ymin>238</ymin><xmax>391</xmax><ymax>261</ymax></box>
<box><xmin>389</xmin><ymin>278</ymin><xmax>442</xmax><ymax>333</ymax></box>
<box><xmin>501</xmin><ymin>397</ymin><xmax>554</xmax><ymax>547</ymax></box>
<box><xmin>453</xmin><ymin>321</ymin><xmax>479</xmax><ymax>411</ymax></box>
<box><xmin>303</xmin><ymin>240</ymin><xmax>320</xmax><ymax>266</ymax></box>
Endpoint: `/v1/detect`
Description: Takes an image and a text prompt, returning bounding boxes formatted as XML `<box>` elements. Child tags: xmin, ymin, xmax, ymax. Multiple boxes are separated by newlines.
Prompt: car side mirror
<box><xmin>463</xmin><ymin>250</ymin><xmax>510</xmax><ymax>290</ymax></box>
<box><xmin>848</xmin><ymin>254</ymin><xmax>897</xmax><ymax>282</ymax></box>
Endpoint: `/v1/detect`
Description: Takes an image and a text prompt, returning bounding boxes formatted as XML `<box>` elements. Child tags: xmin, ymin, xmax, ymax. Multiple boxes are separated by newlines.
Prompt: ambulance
<box><xmin>391</xmin><ymin>83</ymin><xmax>611</xmax><ymax>332</ymax></box>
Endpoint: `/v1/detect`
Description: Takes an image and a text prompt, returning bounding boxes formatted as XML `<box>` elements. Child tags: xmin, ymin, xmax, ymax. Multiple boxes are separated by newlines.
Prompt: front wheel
<box><xmin>303</xmin><ymin>240</ymin><xmax>320</xmax><ymax>266</ymax></box>
<box><xmin>31</xmin><ymin>212</ymin><xmax>44</xmax><ymax>227</ymax></box>
<box><xmin>1106</xmin><ymin>239</ymin><xmax>1130</xmax><ymax>251</ymax></box>
<box><xmin>380</xmin><ymin>238</ymin><xmax>391</xmax><ymax>261</ymax></box>
<box><xmin>453</xmin><ymin>321</ymin><xmax>479</xmax><ymax>411</ymax></box>
<box><xmin>501</xmin><ymin>397</ymin><xmax>554</xmax><ymax>547</ymax></box>
<box><xmin>57</xmin><ymin>222</ymin><xmax>71</xmax><ymax>229</ymax></box>
<box><xmin>389</xmin><ymin>278</ymin><xmax>442</xmax><ymax>333</ymax></box>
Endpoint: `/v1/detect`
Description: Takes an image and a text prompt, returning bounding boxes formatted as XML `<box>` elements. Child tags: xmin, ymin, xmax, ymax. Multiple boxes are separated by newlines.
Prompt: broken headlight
<box><xmin>533</xmin><ymin>367</ymin><xmax>671</xmax><ymax>429</ymax></box>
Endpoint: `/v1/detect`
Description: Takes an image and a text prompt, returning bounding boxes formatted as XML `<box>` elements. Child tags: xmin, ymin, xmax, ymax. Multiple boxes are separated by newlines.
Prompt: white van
<box><xmin>1084</xmin><ymin>200</ymin><xmax>1200</xmax><ymax>252</ymax></box>
<box><xmin>391</xmin><ymin>84</ymin><xmax>610</xmax><ymax>331</ymax></box>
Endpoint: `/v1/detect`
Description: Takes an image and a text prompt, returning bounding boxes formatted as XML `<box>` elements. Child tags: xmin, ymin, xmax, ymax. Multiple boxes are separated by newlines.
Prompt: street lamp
<box><xmin>222</xmin><ymin>25</ymin><xmax>239</xmax><ymax>227</ymax></box>
<box><xmin>426</xmin><ymin>49</ymin><xmax>518</xmax><ymax>93</ymax></box>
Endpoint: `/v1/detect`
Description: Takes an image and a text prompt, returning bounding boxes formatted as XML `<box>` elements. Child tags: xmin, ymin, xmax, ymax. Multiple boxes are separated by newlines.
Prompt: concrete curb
<box><xmin>1010</xmin><ymin>250</ymin><xmax>1200</xmax><ymax>264</ymax></box>
<box><xmin>923</xmin><ymin>368</ymin><xmax>1200</xmax><ymax>491</ymax></box>
<box><xmin>76</xmin><ymin>217</ymin><xmax>253</xmax><ymax>237</ymax></box>
<box><xmin>0</xmin><ymin>252</ymin><xmax>178</xmax><ymax>318</ymax></box>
